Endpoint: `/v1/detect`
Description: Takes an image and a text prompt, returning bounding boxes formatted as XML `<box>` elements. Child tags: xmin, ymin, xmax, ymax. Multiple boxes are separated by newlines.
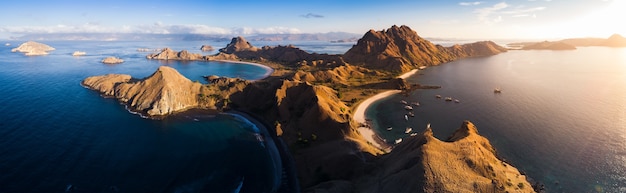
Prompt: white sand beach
<box><xmin>354</xmin><ymin>69</ymin><xmax>418</xmax><ymax>151</ymax></box>
<box><xmin>396</xmin><ymin>69</ymin><xmax>418</xmax><ymax>79</ymax></box>
<box><xmin>214</xmin><ymin>60</ymin><xmax>274</xmax><ymax>80</ymax></box>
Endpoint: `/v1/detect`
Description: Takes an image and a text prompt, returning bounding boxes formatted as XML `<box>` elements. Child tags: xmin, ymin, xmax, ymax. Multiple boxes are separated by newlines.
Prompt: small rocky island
<box><xmin>101</xmin><ymin>57</ymin><xmax>124</xmax><ymax>64</ymax></box>
<box><xmin>83</xmin><ymin>25</ymin><xmax>538</xmax><ymax>192</ymax></box>
<box><xmin>200</xmin><ymin>45</ymin><xmax>215</xmax><ymax>52</ymax></box>
<box><xmin>11</xmin><ymin>41</ymin><xmax>55</xmax><ymax>56</ymax></box>
<box><xmin>72</xmin><ymin>51</ymin><xmax>86</xmax><ymax>56</ymax></box>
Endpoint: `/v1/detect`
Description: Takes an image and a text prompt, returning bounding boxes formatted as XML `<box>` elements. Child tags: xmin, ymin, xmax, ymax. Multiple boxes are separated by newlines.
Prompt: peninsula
<box><xmin>82</xmin><ymin>25</ymin><xmax>537</xmax><ymax>192</ymax></box>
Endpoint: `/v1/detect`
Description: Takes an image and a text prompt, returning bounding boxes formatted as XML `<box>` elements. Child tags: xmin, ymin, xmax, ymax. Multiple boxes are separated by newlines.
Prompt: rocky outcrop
<box><xmin>11</xmin><ymin>41</ymin><xmax>55</xmax><ymax>56</ymax></box>
<box><xmin>200</xmin><ymin>45</ymin><xmax>215</xmax><ymax>52</ymax></box>
<box><xmin>82</xmin><ymin>66</ymin><xmax>201</xmax><ymax>116</ymax></box>
<box><xmin>344</xmin><ymin>25</ymin><xmax>507</xmax><ymax>73</ymax></box>
<box><xmin>83</xmin><ymin>66</ymin><xmax>249</xmax><ymax>117</ymax></box>
<box><xmin>230</xmin><ymin>79</ymin><xmax>382</xmax><ymax>187</ymax></box>
<box><xmin>146</xmin><ymin>48</ymin><xmax>204</xmax><ymax>60</ymax></box>
<box><xmin>219</xmin><ymin>36</ymin><xmax>259</xmax><ymax>54</ymax></box>
<box><xmin>304</xmin><ymin>121</ymin><xmax>535</xmax><ymax>193</ymax></box>
<box><xmin>72</xmin><ymin>51</ymin><xmax>86</xmax><ymax>56</ymax></box>
<box><xmin>355</xmin><ymin>121</ymin><xmax>535</xmax><ymax>193</ymax></box>
<box><xmin>447</xmin><ymin>41</ymin><xmax>510</xmax><ymax>56</ymax></box>
<box><xmin>101</xmin><ymin>57</ymin><xmax>124</xmax><ymax>64</ymax></box>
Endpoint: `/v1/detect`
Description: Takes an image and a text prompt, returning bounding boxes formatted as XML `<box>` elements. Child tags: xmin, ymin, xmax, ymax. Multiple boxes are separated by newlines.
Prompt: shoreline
<box><xmin>396</xmin><ymin>69</ymin><xmax>418</xmax><ymax>79</ymax></box>
<box><xmin>213</xmin><ymin>59</ymin><xmax>274</xmax><ymax>80</ymax></box>
<box><xmin>353</xmin><ymin>69</ymin><xmax>419</xmax><ymax>152</ymax></box>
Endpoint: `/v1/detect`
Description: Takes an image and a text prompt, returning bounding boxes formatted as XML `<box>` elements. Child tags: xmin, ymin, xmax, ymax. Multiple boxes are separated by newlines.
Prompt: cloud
<box><xmin>300</xmin><ymin>13</ymin><xmax>324</xmax><ymax>18</ymax></box>
<box><xmin>0</xmin><ymin>23</ymin><xmax>302</xmax><ymax>35</ymax></box>
<box><xmin>232</xmin><ymin>26</ymin><xmax>302</xmax><ymax>34</ymax></box>
<box><xmin>475</xmin><ymin>2</ymin><xmax>509</xmax><ymax>24</ymax></box>
<box><xmin>473</xmin><ymin>2</ymin><xmax>546</xmax><ymax>24</ymax></box>
<box><xmin>459</xmin><ymin>1</ymin><xmax>484</xmax><ymax>6</ymax></box>
<box><xmin>501</xmin><ymin>6</ymin><xmax>546</xmax><ymax>15</ymax></box>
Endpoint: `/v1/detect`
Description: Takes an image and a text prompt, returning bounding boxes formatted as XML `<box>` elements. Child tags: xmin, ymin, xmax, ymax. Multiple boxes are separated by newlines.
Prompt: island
<box><xmin>101</xmin><ymin>57</ymin><xmax>124</xmax><ymax>64</ymax></box>
<box><xmin>82</xmin><ymin>25</ymin><xmax>538</xmax><ymax>192</ymax></box>
<box><xmin>11</xmin><ymin>41</ymin><xmax>55</xmax><ymax>56</ymax></box>
<box><xmin>200</xmin><ymin>45</ymin><xmax>215</xmax><ymax>52</ymax></box>
<box><xmin>72</xmin><ymin>51</ymin><xmax>86</xmax><ymax>56</ymax></box>
<box><xmin>508</xmin><ymin>33</ymin><xmax>626</xmax><ymax>50</ymax></box>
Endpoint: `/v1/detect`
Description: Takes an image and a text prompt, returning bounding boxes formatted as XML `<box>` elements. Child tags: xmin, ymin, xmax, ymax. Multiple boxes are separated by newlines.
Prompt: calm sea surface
<box><xmin>368</xmin><ymin>47</ymin><xmax>626</xmax><ymax>192</ymax></box>
<box><xmin>4</xmin><ymin>39</ymin><xmax>625</xmax><ymax>192</ymax></box>
<box><xmin>0</xmin><ymin>40</ymin><xmax>285</xmax><ymax>192</ymax></box>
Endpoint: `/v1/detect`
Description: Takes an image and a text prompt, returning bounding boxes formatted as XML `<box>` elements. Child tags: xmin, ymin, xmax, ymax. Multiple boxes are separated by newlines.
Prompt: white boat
<box><xmin>405</xmin><ymin>127</ymin><xmax>412</xmax><ymax>134</ymax></box>
<box><xmin>395</xmin><ymin>138</ymin><xmax>403</xmax><ymax>144</ymax></box>
<box><xmin>418</xmin><ymin>66</ymin><xmax>427</xmax><ymax>70</ymax></box>
<box><xmin>454</xmin><ymin>99</ymin><xmax>460</xmax><ymax>103</ymax></box>
<box><xmin>400</xmin><ymin>100</ymin><xmax>408</xmax><ymax>105</ymax></box>
<box><xmin>404</xmin><ymin>105</ymin><xmax>413</xmax><ymax>110</ymax></box>
<box><xmin>410</xmin><ymin>133</ymin><xmax>418</xmax><ymax>137</ymax></box>
<box><xmin>407</xmin><ymin>112</ymin><xmax>414</xmax><ymax>117</ymax></box>
<box><xmin>404</xmin><ymin>115</ymin><xmax>408</xmax><ymax>121</ymax></box>
<box><xmin>4</xmin><ymin>43</ymin><xmax>10</xmax><ymax>46</ymax></box>
<box><xmin>435</xmin><ymin>95</ymin><xmax>442</xmax><ymax>99</ymax></box>
<box><xmin>412</xmin><ymin>102</ymin><xmax>420</xmax><ymax>107</ymax></box>
<box><xmin>445</xmin><ymin>97</ymin><xmax>453</xmax><ymax>101</ymax></box>
<box><xmin>386</xmin><ymin>127</ymin><xmax>392</xmax><ymax>131</ymax></box>
<box><xmin>427</xmin><ymin>123</ymin><xmax>431</xmax><ymax>129</ymax></box>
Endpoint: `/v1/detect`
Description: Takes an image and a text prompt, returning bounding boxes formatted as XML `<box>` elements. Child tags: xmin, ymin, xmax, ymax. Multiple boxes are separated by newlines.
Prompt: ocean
<box><xmin>3</xmin><ymin>39</ymin><xmax>625</xmax><ymax>193</ymax></box>
<box><xmin>367</xmin><ymin>47</ymin><xmax>626</xmax><ymax>192</ymax></box>
<box><xmin>0</xmin><ymin>40</ymin><xmax>284</xmax><ymax>192</ymax></box>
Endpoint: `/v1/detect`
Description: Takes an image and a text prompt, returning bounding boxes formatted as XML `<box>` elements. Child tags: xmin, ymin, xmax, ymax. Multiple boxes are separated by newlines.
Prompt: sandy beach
<box><xmin>214</xmin><ymin>60</ymin><xmax>274</xmax><ymax>80</ymax></box>
<box><xmin>353</xmin><ymin>69</ymin><xmax>418</xmax><ymax>151</ymax></box>
<box><xmin>396</xmin><ymin>69</ymin><xmax>418</xmax><ymax>79</ymax></box>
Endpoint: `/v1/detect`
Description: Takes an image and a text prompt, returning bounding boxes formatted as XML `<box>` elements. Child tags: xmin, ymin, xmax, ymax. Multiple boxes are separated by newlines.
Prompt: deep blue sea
<box><xmin>368</xmin><ymin>47</ymin><xmax>626</xmax><ymax>192</ymax></box>
<box><xmin>0</xmin><ymin>40</ymin><xmax>295</xmax><ymax>192</ymax></box>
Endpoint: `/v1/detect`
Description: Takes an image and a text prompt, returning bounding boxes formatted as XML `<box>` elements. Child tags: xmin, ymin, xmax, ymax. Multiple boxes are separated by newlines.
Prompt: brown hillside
<box><xmin>344</xmin><ymin>25</ymin><xmax>455</xmax><ymax>72</ymax></box>
<box><xmin>350</xmin><ymin>121</ymin><xmax>535</xmax><ymax>193</ymax></box>
<box><xmin>344</xmin><ymin>25</ymin><xmax>507</xmax><ymax>73</ymax></box>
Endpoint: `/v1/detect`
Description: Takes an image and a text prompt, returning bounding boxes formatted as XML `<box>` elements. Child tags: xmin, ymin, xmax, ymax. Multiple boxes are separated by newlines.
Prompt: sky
<box><xmin>0</xmin><ymin>0</ymin><xmax>623</xmax><ymax>40</ymax></box>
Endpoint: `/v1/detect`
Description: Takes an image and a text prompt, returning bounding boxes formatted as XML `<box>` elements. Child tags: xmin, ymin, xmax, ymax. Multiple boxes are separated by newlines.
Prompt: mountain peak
<box><xmin>219</xmin><ymin>36</ymin><xmax>258</xmax><ymax>54</ymax></box>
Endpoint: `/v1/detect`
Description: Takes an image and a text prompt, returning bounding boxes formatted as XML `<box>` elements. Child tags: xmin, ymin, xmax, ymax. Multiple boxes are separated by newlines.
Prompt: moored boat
<box><xmin>404</xmin><ymin>105</ymin><xmax>413</xmax><ymax>110</ymax></box>
<box><xmin>405</xmin><ymin>127</ymin><xmax>412</xmax><ymax>134</ymax></box>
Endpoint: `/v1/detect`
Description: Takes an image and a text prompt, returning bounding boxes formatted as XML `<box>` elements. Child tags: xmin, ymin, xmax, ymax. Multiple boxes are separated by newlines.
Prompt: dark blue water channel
<box><xmin>0</xmin><ymin>41</ymin><xmax>280</xmax><ymax>192</ymax></box>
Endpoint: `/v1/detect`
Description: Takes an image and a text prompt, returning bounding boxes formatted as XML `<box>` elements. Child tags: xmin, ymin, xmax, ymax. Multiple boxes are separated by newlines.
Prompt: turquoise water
<box><xmin>368</xmin><ymin>47</ymin><xmax>626</xmax><ymax>192</ymax></box>
<box><xmin>0</xmin><ymin>41</ymin><xmax>280</xmax><ymax>192</ymax></box>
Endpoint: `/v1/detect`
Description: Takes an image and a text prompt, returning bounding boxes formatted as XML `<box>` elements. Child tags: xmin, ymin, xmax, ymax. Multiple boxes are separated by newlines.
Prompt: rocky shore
<box><xmin>82</xmin><ymin>25</ymin><xmax>537</xmax><ymax>192</ymax></box>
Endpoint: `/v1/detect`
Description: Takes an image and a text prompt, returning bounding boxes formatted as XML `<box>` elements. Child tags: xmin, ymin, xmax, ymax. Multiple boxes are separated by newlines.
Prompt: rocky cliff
<box><xmin>363</xmin><ymin>121</ymin><xmax>534</xmax><ymax>193</ymax></box>
<box><xmin>83</xmin><ymin>66</ymin><xmax>202</xmax><ymax>116</ymax></box>
<box><xmin>344</xmin><ymin>25</ymin><xmax>507</xmax><ymax>73</ymax></box>
<box><xmin>306</xmin><ymin>121</ymin><xmax>536</xmax><ymax>193</ymax></box>
<box><xmin>11</xmin><ymin>41</ymin><xmax>55</xmax><ymax>56</ymax></box>
<box><xmin>146</xmin><ymin>48</ymin><xmax>205</xmax><ymax>60</ymax></box>
<box><xmin>229</xmin><ymin>79</ymin><xmax>382</xmax><ymax>187</ymax></box>
<box><xmin>219</xmin><ymin>36</ymin><xmax>259</xmax><ymax>54</ymax></box>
